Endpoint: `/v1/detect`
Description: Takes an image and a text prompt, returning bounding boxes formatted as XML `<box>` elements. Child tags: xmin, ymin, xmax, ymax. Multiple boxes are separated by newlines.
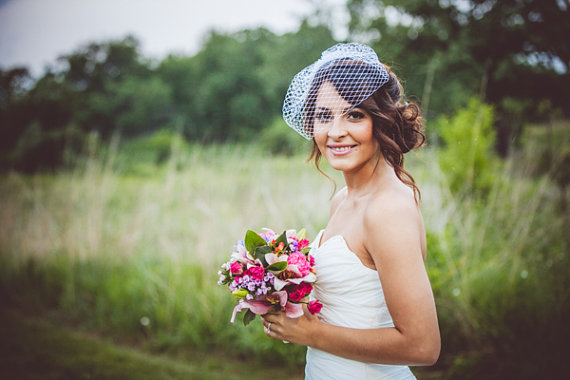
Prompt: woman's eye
<box><xmin>315</xmin><ymin>112</ymin><xmax>332</xmax><ymax>122</ymax></box>
<box><xmin>347</xmin><ymin>111</ymin><xmax>365</xmax><ymax>120</ymax></box>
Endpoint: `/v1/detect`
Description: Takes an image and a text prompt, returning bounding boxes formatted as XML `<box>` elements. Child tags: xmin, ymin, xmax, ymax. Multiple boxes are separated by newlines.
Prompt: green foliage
<box><xmin>258</xmin><ymin>117</ymin><xmax>309</xmax><ymax>156</ymax></box>
<box><xmin>435</xmin><ymin>98</ymin><xmax>500</xmax><ymax>196</ymax></box>
<box><xmin>266</xmin><ymin>261</ymin><xmax>288</xmax><ymax>274</ymax></box>
<box><xmin>102</xmin><ymin>76</ymin><xmax>173</xmax><ymax>136</ymax></box>
<box><xmin>347</xmin><ymin>0</ymin><xmax>570</xmax><ymax>154</ymax></box>
<box><xmin>0</xmin><ymin>143</ymin><xmax>328</xmax><ymax>365</ymax></box>
<box><xmin>2</xmin><ymin>1</ymin><xmax>570</xmax><ymax>172</ymax></box>
<box><xmin>1</xmin><ymin>123</ymin><xmax>568</xmax><ymax>376</ymax></box>
<box><xmin>0</xmin><ymin>311</ymin><xmax>203</xmax><ymax>379</ymax></box>
<box><xmin>518</xmin><ymin>120</ymin><xmax>570</xmax><ymax>191</ymax></box>
<box><xmin>117</xmin><ymin>129</ymin><xmax>189</xmax><ymax>175</ymax></box>
<box><xmin>243</xmin><ymin>309</ymin><xmax>256</xmax><ymax>327</ymax></box>
<box><xmin>245</xmin><ymin>230</ymin><xmax>268</xmax><ymax>254</ymax></box>
<box><xmin>0</xmin><ymin>310</ymin><xmax>305</xmax><ymax>379</ymax></box>
<box><xmin>0</xmin><ymin>23</ymin><xmax>335</xmax><ymax>170</ymax></box>
<box><xmin>417</xmin><ymin>124</ymin><xmax>570</xmax><ymax>377</ymax></box>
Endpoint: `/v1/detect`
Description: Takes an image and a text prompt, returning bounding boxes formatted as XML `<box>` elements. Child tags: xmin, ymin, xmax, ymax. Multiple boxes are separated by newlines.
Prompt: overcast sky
<box><xmin>0</xmin><ymin>0</ymin><xmax>348</xmax><ymax>76</ymax></box>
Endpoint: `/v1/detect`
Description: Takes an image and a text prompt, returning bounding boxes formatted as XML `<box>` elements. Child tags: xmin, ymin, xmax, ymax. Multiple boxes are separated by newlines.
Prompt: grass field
<box><xmin>0</xmin><ymin>307</ymin><xmax>305</xmax><ymax>380</ymax></box>
<box><xmin>1</xmin><ymin>122</ymin><xmax>568</xmax><ymax>378</ymax></box>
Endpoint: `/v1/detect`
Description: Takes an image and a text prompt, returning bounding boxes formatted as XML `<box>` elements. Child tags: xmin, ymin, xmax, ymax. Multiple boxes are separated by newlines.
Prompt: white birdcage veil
<box><xmin>282</xmin><ymin>43</ymin><xmax>390</xmax><ymax>140</ymax></box>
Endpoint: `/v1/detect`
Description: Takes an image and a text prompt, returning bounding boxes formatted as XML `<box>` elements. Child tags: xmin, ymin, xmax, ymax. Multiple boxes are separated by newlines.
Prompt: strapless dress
<box><xmin>305</xmin><ymin>230</ymin><xmax>416</xmax><ymax>380</ymax></box>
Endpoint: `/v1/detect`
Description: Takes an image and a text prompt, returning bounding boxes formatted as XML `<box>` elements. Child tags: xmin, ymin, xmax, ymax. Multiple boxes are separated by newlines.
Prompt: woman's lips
<box><xmin>328</xmin><ymin>145</ymin><xmax>356</xmax><ymax>156</ymax></box>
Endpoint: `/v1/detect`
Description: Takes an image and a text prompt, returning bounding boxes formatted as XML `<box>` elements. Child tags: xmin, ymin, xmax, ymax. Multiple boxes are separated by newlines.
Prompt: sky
<box><xmin>0</xmin><ymin>0</ymin><xmax>348</xmax><ymax>76</ymax></box>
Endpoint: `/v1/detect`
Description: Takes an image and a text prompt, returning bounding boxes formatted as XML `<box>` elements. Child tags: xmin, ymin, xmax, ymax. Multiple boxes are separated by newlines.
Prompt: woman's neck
<box><xmin>343</xmin><ymin>155</ymin><xmax>396</xmax><ymax>200</ymax></box>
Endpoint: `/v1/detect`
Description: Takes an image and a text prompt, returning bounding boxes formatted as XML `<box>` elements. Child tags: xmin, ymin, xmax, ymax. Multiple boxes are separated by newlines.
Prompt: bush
<box><xmin>423</xmin><ymin>149</ymin><xmax>569</xmax><ymax>378</ymax></box>
<box><xmin>258</xmin><ymin>117</ymin><xmax>310</xmax><ymax>156</ymax></box>
<box><xmin>1</xmin><ymin>137</ymin><xmax>568</xmax><ymax>377</ymax></box>
<box><xmin>117</xmin><ymin>128</ymin><xmax>190</xmax><ymax>175</ymax></box>
<box><xmin>435</xmin><ymin>98</ymin><xmax>500</xmax><ymax>197</ymax></box>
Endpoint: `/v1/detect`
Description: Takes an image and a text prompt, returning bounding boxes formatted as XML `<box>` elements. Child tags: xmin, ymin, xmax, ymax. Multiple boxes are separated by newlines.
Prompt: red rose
<box><xmin>308</xmin><ymin>254</ymin><xmax>315</xmax><ymax>267</ymax></box>
<box><xmin>308</xmin><ymin>300</ymin><xmax>323</xmax><ymax>315</ymax></box>
<box><xmin>230</xmin><ymin>262</ymin><xmax>243</xmax><ymax>275</ymax></box>
<box><xmin>288</xmin><ymin>282</ymin><xmax>313</xmax><ymax>301</ymax></box>
<box><xmin>245</xmin><ymin>266</ymin><xmax>265</xmax><ymax>281</ymax></box>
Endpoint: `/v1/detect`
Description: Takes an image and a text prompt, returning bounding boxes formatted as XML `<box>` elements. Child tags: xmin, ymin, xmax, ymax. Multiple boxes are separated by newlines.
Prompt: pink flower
<box><xmin>264</xmin><ymin>291</ymin><xmax>304</xmax><ymax>318</ymax></box>
<box><xmin>287</xmin><ymin>252</ymin><xmax>311</xmax><ymax>276</ymax></box>
<box><xmin>230</xmin><ymin>262</ymin><xmax>243</xmax><ymax>275</ymax></box>
<box><xmin>245</xmin><ymin>266</ymin><xmax>265</xmax><ymax>281</ymax></box>
<box><xmin>288</xmin><ymin>282</ymin><xmax>313</xmax><ymax>302</ymax></box>
<box><xmin>230</xmin><ymin>299</ymin><xmax>273</xmax><ymax>323</ymax></box>
<box><xmin>308</xmin><ymin>254</ymin><xmax>315</xmax><ymax>267</ymax></box>
<box><xmin>260</xmin><ymin>228</ymin><xmax>276</xmax><ymax>242</ymax></box>
<box><xmin>308</xmin><ymin>300</ymin><xmax>323</xmax><ymax>315</ymax></box>
<box><xmin>273</xmin><ymin>290</ymin><xmax>304</xmax><ymax>318</ymax></box>
<box><xmin>298</xmin><ymin>239</ymin><xmax>310</xmax><ymax>250</ymax></box>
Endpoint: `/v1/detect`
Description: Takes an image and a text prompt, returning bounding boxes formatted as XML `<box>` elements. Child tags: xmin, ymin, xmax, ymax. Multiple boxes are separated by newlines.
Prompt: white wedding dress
<box><xmin>305</xmin><ymin>230</ymin><xmax>416</xmax><ymax>380</ymax></box>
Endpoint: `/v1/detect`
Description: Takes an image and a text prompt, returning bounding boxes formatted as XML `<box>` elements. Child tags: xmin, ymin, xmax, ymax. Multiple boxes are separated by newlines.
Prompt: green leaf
<box><xmin>254</xmin><ymin>246</ymin><xmax>271</xmax><ymax>265</ymax></box>
<box><xmin>275</xmin><ymin>230</ymin><xmax>288</xmax><ymax>246</ymax></box>
<box><xmin>243</xmin><ymin>309</ymin><xmax>256</xmax><ymax>326</ymax></box>
<box><xmin>266</xmin><ymin>261</ymin><xmax>288</xmax><ymax>274</ymax></box>
<box><xmin>296</xmin><ymin>228</ymin><xmax>306</xmax><ymax>241</ymax></box>
<box><xmin>232</xmin><ymin>289</ymin><xmax>248</xmax><ymax>299</ymax></box>
<box><xmin>244</xmin><ymin>230</ymin><xmax>267</xmax><ymax>254</ymax></box>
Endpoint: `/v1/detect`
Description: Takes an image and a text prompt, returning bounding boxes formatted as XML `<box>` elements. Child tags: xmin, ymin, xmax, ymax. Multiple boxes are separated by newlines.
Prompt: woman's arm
<box><xmin>262</xmin><ymin>193</ymin><xmax>440</xmax><ymax>366</ymax></box>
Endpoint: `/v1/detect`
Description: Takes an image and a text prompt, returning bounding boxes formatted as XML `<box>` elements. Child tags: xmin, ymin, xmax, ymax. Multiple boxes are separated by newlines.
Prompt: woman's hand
<box><xmin>261</xmin><ymin>306</ymin><xmax>320</xmax><ymax>346</ymax></box>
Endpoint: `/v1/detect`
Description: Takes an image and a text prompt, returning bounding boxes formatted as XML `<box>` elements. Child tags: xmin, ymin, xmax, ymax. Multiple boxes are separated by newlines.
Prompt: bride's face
<box><xmin>313</xmin><ymin>81</ymin><xmax>380</xmax><ymax>173</ymax></box>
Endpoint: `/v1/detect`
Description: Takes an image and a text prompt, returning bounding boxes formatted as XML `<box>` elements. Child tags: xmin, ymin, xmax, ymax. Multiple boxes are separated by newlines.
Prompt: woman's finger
<box><xmin>261</xmin><ymin>311</ymin><xmax>284</xmax><ymax>324</ymax></box>
<box><xmin>263</xmin><ymin>320</ymin><xmax>276</xmax><ymax>336</ymax></box>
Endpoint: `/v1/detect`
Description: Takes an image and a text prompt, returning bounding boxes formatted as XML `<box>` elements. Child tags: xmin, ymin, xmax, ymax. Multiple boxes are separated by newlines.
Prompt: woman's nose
<box><xmin>328</xmin><ymin>117</ymin><xmax>348</xmax><ymax>138</ymax></box>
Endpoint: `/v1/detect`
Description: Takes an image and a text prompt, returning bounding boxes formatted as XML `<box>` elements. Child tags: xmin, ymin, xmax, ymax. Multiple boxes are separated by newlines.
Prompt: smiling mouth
<box><xmin>328</xmin><ymin>145</ymin><xmax>356</xmax><ymax>155</ymax></box>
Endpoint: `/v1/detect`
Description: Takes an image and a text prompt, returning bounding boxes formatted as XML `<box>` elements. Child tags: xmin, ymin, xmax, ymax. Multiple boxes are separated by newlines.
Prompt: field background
<box><xmin>1</xmin><ymin>1</ymin><xmax>569</xmax><ymax>378</ymax></box>
<box><xmin>1</xmin><ymin>118</ymin><xmax>568</xmax><ymax>379</ymax></box>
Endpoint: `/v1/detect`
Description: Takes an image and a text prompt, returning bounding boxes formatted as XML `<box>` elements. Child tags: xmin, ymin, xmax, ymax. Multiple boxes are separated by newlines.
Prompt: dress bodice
<box><xmin>305</xmin><ymin>230</ymin><xmax>416</xmax><ymax>380</ymax></box>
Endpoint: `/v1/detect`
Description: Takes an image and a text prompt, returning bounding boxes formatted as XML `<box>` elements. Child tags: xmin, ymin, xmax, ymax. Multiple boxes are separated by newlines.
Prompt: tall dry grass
<box><xmin>0</xmin><ymin>143</ymin><xmax>338</xmax><ymax>267</ymax></box>
<box><xmin>0</xmin><ymin>126</ymin><xmax>568</xmax><ymax>376</ymax></box>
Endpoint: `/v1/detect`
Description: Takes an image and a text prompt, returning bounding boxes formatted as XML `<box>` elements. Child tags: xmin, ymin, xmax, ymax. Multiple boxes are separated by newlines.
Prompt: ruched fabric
<box><xmin>305</xmin><ymin>230</ymin><xmax>416</xmax><ymax>380</ymax></box>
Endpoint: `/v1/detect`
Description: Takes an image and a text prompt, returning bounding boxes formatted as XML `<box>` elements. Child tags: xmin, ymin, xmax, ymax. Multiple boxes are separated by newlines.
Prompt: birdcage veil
<box><xmin>282</xmin><ymin>43</ymin><xmax>390</xmax><ymax>140</ymax></box>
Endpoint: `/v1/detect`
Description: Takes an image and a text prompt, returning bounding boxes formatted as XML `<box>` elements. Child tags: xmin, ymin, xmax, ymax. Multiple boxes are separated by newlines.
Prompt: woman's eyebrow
<box><xmin>315</xmin><ymin>106</ymin><xmax>356</xmax><ymax>114</ymax></box>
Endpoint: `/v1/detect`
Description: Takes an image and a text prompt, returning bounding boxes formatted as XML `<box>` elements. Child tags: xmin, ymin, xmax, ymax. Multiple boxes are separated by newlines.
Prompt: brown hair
<box><xmin>307</xmin><ymin>64</ymin><xmax>425</xmax><ymax>201</ymax></box>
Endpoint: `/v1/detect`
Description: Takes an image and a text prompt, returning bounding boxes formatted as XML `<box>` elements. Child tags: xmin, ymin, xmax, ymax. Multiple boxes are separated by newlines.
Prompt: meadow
<box><xmin>1</xmin><ymin>117</ymin><xmax>568</xmax><ymax>379</ymax></box>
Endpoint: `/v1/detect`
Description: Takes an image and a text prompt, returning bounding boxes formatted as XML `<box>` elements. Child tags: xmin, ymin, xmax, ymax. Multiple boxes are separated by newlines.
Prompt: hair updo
<box><xmin>307</xmin><ymin>63</ymin><xmax>425</xmax><ymax>200</ymax></box>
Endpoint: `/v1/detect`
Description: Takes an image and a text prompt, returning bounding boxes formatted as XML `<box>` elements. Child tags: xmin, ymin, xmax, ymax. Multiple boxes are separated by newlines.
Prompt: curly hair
<box><xmin>306</xmin><ymin>63</ymin><xmax>425</xmax><ymax>201</ymax></box>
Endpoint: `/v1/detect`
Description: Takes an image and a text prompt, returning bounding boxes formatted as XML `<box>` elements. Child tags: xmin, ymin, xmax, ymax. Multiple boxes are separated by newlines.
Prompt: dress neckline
<box><xmin>314</xmin><ymin>230</ymin><xmax>377</xmax><ymax>272</ymax></box>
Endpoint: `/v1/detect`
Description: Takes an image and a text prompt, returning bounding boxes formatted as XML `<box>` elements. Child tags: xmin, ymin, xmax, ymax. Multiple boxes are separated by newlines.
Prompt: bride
<box><xmin>261</xmin><ymin>43</ymin><xmax>440</xmax><ymax>379</ymax></box>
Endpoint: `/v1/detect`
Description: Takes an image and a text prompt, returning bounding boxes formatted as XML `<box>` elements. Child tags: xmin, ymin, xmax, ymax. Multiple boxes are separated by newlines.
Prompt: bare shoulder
<box><xmin>329</xmin><ymin>186</ymin><xmax>348</xmax><ymax>216</ymax></box>
<box><xmin>364</xmin><ymin>184</ymin><xmax>420</xmax><ymax>227</ymax></box>
<box><xmin>363</xmin><ymin>183</ymin><xmax>425</xmax><ymax>261</ymax></box>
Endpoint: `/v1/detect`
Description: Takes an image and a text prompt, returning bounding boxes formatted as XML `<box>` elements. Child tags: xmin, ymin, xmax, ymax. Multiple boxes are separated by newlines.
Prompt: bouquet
<box><xmin>218</xmin><ymin>228</ymin><xmax>322</xmax><ymax>326</ymax></box>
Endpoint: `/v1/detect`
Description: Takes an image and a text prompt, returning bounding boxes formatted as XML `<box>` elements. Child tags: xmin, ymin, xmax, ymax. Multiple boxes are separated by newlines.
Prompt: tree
<box><xmin>58</xmin><ymin>35</ymin><xmax>149</xmax><ymax>93</ymax></box>
<box><xmin>347</xmin><ymin>0</ymin><xmax>570</xmax><ymax>153</ymax></box>
<box><xmin>0</xmin><ymin>22</ymin><xmax>340</xmax><ymax>170</ymax></box>
<box><xmin>0</xmin><ymin>67</ymin><xmax>33</xmax><ymax>157</ymax></box>
<box><xmin>185</xmin><ymin>24</ymin><xmax>335</xmax><ymax>141</ymax></box>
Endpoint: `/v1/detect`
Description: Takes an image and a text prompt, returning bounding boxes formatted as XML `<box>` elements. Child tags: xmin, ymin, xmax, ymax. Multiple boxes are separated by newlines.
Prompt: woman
<box><xmin>262</xmin><ymin>43</ymin><xmax>440</xmax><ymax>379</ymax></box>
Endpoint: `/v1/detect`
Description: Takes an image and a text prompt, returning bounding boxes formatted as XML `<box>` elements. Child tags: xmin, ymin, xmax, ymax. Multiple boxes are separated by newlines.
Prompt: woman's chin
<box><xmin>325</xmin><ymin>157</ymin><xmax>354</xmax><ymax>172</ymax></box>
